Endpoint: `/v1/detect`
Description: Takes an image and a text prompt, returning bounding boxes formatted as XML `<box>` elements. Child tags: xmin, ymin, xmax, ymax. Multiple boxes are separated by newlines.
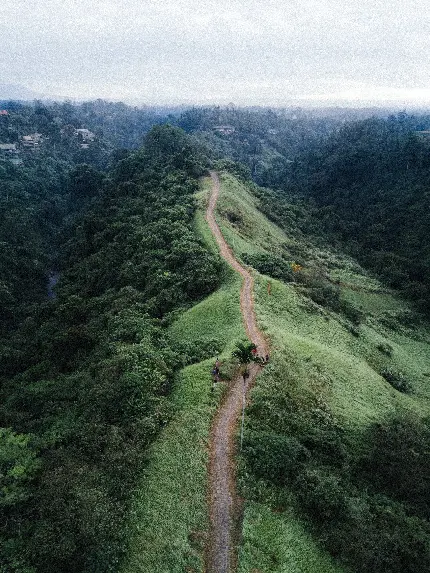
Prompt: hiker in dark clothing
<box><xmin>211</xmin><ymin>360</ymin><xmax>221</xmax><ymax>391</ymax></box>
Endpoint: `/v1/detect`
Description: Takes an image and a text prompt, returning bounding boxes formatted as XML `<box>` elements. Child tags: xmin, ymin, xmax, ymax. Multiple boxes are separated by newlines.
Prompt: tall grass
<box><xmin>121</xmin><ymin>183</ymin><xmax>246</xmax><ymax>573</ymax></box>
<box><xmin>238</xmin><ymin>502</ymin><xmax>349</xmax><ymax>573</ymax></box>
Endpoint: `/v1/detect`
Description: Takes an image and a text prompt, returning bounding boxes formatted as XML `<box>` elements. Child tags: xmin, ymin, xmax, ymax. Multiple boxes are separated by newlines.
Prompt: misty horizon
<box><xmin>3</xmin><ymin>0</ymin><xmax>430</xmax><ymax>110</ymax></box>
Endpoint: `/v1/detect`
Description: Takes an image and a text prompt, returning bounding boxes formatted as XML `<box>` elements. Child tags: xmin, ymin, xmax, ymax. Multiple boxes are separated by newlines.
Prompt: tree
<box><xmin>0</xmin><ymin>428</ymin><xmax>40</xmax><ymax>507</ymax></box>
<box><xmin>232</xmin><ymin>340</ymin><xmax>260</xmax><ymax>374</ymax></box>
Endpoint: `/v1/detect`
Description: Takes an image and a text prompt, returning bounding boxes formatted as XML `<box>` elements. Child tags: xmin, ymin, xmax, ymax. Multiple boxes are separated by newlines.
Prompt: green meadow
<box><xmin>237</xmin><ymin>502</ymin><xmax>349</xmax><ymax>573</ymax></box>
<box><xmin>215</xmin><ymin>172</ymin><xmax>430</xmax><ymax>573</ymax></box>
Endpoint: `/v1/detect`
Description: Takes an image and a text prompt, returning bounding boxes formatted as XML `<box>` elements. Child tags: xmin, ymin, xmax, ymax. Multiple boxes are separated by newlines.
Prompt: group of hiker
<box><xmin>211</xmin><ymin>349</ymin><xmax>269</xmax><ymax>389</ymax></box>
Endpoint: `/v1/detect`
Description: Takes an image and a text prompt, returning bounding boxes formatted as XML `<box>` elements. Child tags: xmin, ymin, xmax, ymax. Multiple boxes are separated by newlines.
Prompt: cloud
<box><xmin>2</xmin><ymin>0</ymin><xmax>430</xmax><ymax>105</ymax></box>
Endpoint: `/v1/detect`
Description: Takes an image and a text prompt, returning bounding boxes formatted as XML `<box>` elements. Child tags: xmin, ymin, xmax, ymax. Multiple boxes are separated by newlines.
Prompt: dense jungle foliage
<box><xmin>178</xmin><ymin>108</ymin><xmax>430</xmax><ymax>317</ymax></box>
<box><xmin>0</xmin><ymin>99</ymin><xmax>182</xmax><ymax>151</ymax></box>
<box><xmin>177</xmin><ymin>106</ymin><xmax>341</xmax><ymax>187</ymax></box>
<box><xmin>285</xmin><ymin>115</ymin><xmax>430</xmax><ymax>316</ymax></box>
<box><xmin>242</xmin><ymin>378</ymin><xmax>430</xmax><ymax>573</ymax></box>
<box><xmin>0</xmin><ymin>123</ymin><xmax>220</xmax><ymax>572</ymax></box>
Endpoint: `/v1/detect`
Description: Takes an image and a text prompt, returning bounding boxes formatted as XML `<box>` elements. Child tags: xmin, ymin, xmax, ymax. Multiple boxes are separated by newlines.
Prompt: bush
<box><xmin>242</xmin><ymin>431</ymin><xmax>309</xmax><ymax>485</ymax></box>
<box><xmin>338</xmin><ymin>298</ymin><xmax>364</xmax><ymax>325</ymax></box>
<box><xmin>173</xmin><ymin>338</ymin><xmax>223</xmax><ymax>367</ymax></box>
<box><xmin>359</xmin><ymin>415</ymin><xmax>430</xmax><ymax>517</ymax></box>
<box><xmin>377</xmin><ymin>342</ymin><xmax>393</xmax><ymax>356</ymax></box>
<box><xmin>241</xmin><ymin>252</ymin><xmax>294</xmax><ymax>282</ymax></box>
<box><xmin>295</xmin><ymin>467</ymin><xmax>349</xmax><ymax>523</ymax></box>
<box><xmin>380</xmin><ymin>368</ymin><xmax>412</xmax><ymax>393</ymax></box>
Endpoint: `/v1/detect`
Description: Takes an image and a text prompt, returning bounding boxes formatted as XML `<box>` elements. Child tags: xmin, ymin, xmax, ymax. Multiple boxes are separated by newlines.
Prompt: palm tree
<box><xmin>232</xmin><ymin>340</ymin><xmax>259</xmax><ymax>450</ymax></box>
<box><xmin>232</xmin><ymin>341</ymin><xmax>259</xmax><ymax>377</ymax></box>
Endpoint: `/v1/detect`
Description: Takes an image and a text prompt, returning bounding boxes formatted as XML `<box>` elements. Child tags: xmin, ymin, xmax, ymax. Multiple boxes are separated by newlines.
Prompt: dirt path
<box><xmin>206</xmin><ymin>171</ymin><xmax>268</xmax><ymax>573</ymax></box>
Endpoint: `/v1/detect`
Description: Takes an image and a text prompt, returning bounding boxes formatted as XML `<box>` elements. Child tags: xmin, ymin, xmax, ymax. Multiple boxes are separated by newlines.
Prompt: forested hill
<box><xmin>0</xmin><ymin>99</ymin><xmax>182</xmax><ymax>150</ymax></box>
<box><xmin>176</xmin><ymin>108</ymin><xmax>430</xmax><ymax>317</ymax></box>
<box><xmin>0</xmin><ymin>126</ymin><xmax>221</xmax><ymax>572</ymax></box>
<box><xmin>286</xmin><ymin>116</ymin><xmax>430</xmax><ymax>316</ymax></box>
<box><xmin>2</xmin><ymin>102</ymin><xmax>430</xmax><ymax>572</ymax></box>
<box><xmin>177</xmin><ymin>106</ymin><xmax>341</xmax><ymax>187</ymax></box>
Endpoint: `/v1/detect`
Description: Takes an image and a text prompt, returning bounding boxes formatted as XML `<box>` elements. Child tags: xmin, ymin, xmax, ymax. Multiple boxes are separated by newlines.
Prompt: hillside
<box><xmin>212</xmin><ymin>172</ymin><xmax>430</xmax><ymax>573</ymax></box>
<box><xmin>287</xmin><ymin>116</ymin><xmax>430</xmax><ymax>317</ymax></box>
<box><xmin>1</xmin><ymin>114</ymin><xmax>430</xmax><ymax>573</ymax></box>
<box><xmin>0</xmin><ymin>126</ymin><xmax>222</xmax><ymax>572</ymax></box>
<box><xmin>119</xmin><ymin>169</ymin><xmax>430</xmax><ymax>573</ymax></box>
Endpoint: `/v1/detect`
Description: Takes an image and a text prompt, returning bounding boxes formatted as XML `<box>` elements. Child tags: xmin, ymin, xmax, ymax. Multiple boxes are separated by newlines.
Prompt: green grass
<box><xmin>121</xmin><ymin>181</ymin><xmax>246</xmax><ymax>573</ymax></box>
<box><xmin>215</xmin><ymin>172</ymin><xmax>289</xmax><ymax>260</ymax></box>
<box><xmin>214</xmin><ymin>171</ymin><xmax>430</xmax><ymax>572</ymax></box>
<box><xmin>122</xmin><ymin>171</ymin><xmax>430</xmax><ymax>573</ymax></box>
<box><xmin>194</xmin><ymin>178</ymin><xmax>221</xmax><ymax>258</ymax></box>
<box><xmin>238</xmin><ymin>502</ymin><xmax>349</xmax><ymax>573</ymax></box>
<box><xmin>253</xmin><ymin>275</ymin><xmax>430</xmax><ymax>427</ymax></box>
<box><xmin>215</xmin><ymin>172</ymin><xmax>430</xmax><ymax>425</ymax></box>
<box><xmin>121</xmin><ymin>361</ymin><xmax>221</xmax><ymax>573</ymax></box>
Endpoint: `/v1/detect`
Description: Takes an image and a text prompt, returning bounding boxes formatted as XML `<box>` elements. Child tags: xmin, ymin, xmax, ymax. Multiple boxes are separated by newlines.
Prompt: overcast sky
<box><xmin>2</xmin><ymin>0</ymin><xmax>430</xmax><ymax>106</ymax></box>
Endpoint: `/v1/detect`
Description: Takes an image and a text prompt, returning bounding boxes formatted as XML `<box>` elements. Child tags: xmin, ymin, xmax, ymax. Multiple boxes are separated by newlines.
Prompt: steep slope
<box><xmin>212</xmin><ymin>172</ymin><xmax>430</xmax><ymax>573</ymax></box>
<box><xmin>0</xmin><ymin>126</ymin><xmax>222</xmax><ymax>573</ymax></box>
<box><xmin>121</xmin><ymin>168</ymin><xmax>430</xmax><ymax>573</ymax></box>
<box><xmin>120</xmin><ymin>176</ymin><xmax>247</xmax><ymax>573</ymax></box>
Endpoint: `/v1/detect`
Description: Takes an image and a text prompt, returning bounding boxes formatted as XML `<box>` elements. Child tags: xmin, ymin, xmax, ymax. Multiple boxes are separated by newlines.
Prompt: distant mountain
<box><xmin>0</xmin><ymin>82</ymin><xmax>47</xmax><ymax>101</ymax></box>
<box><xmin>0</xmin><ymin>82</ymin><xmax>72</xmax><ymax>102</ymax></box>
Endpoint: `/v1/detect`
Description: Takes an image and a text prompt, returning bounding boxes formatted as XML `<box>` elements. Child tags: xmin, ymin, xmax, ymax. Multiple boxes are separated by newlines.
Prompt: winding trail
<box><xmin>206</xmin><ymin>171</ymin><xmax>268</xmax><ymax>573</ymax></box>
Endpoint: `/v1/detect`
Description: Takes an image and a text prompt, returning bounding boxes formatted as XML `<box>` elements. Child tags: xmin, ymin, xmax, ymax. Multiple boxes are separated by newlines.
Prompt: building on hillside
<box><xmin>0</xmin><ymin>143</ymin><xmax>21</xmax><ymax>163</ymax></box>
<box><xmin>75</xmin><ymin>128</ymin><xmax>95</xmax><ymax>142</ymax></box>
<box><xmin>21</xmin><ymin>133</ymin><xmax>43</xmax><ymax>149</ymax></box>
<box><xmin>213</xmin><ymin>125</ymin><xmax>235</xmax><ymax>135</ymax></box>
<box><xmin>0</xmin><ymin>143</ymin><xmax>18</xmax><ymax>153</ymax></box>
<box><xmin>0</xmin><ymin>110</ymin><xmax>8</xmax><ymax>116</ymax></box>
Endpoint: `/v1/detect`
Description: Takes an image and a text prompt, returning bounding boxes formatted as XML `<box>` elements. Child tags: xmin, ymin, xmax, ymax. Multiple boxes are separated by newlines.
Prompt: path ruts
<box><xmin>206</xmin><ymin>171</ymin><xmax>268</xmax><ymax>573</ymax></box>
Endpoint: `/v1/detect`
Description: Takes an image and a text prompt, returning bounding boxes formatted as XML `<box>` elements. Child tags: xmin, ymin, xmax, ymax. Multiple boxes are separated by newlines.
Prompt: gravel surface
<box><xmin>206</xmin><ymin>171</ymin><xmax>268</xmax><ymax>573</ymax></box>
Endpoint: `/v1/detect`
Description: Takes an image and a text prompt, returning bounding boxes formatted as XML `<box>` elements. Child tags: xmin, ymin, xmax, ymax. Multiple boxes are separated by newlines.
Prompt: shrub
<box><xmin>241</xmin><ymin>252</ymin><xmax>294</xmax><ymax>282</ymax></box>
<box><xmin>377</xmin><ymin>342</ymin><xmax>393</xmax><ymax>356</ymax></box>
<box><xmin>339</xmin><ymin>298</ymin><xmax>364</xmax><ymax>325</ymax></box>
<box><xmin>348</xmin><ymin>324</ymin><xmax>360</xmax><ymax>337</ymax></box>
<box><xmin>307</xmin><ymin>282</ymin><xmax>340</xmax><ymax>308</ymax></box>
<box><xmin>380</xmin><ymin>368</ymin><xmax>412</xmax><ymax>393</ymax></box>
<box><xmin>359</xmin><ymin>415</ymin><xmax>430</xmax><ymax>517</ymax></box>
<box><xmin>242</xmin><ymin>431</ymin><xmax>309</xmax><ymax>485</ymax></box>
<box><xmin>173</xmin><ymin>338</ymin><xmax>223</xmax><ymax>367</ymax></box>
<box><xmin>295</xmin><ymin>467</ymin><xmax>349</xmax><ymax>523</ymax></box>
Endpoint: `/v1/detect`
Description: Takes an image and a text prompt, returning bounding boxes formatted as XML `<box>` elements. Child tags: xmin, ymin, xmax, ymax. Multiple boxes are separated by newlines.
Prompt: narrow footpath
<box><xmin>206</xmin><ymin>171</ymin><xmax>268</xmax><ymax>573</ymax></box>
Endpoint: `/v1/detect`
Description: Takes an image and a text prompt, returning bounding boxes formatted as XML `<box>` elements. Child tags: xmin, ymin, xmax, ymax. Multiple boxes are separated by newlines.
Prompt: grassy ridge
<box><xmin>121</xmin><ymin>182</ymin><xmax>246</xmax><ymax>573</ymax></box>
<box><xmin>238</xmin><ymin>503</ymin><xmax>348</xmax><ymax>573</ymax></box>
<box><xmin>215</xmin><ymin>173</ymin><xmax>352</xmax><ymax>571</ymax></box>
<box><xmin>214</xmin><ymin>173</ymin><xmax>288</xmax><ymax>260</ymax></box>
<box><xmin>254</xmin><ymin>275</ymin><xmax>430</xmax><ymax>427</ymax></box>
<box><xmin>214</xmin><ymin>172</ymin><xmax>430</xmax><ymax>572</ymax></box>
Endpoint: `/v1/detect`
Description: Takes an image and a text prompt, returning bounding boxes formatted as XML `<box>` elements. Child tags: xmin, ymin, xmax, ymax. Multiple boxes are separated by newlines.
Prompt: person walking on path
<box><xmin>211</xmin><ymin>359</ymin><xmax>221</xmax><ymax>390</ymax></box>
